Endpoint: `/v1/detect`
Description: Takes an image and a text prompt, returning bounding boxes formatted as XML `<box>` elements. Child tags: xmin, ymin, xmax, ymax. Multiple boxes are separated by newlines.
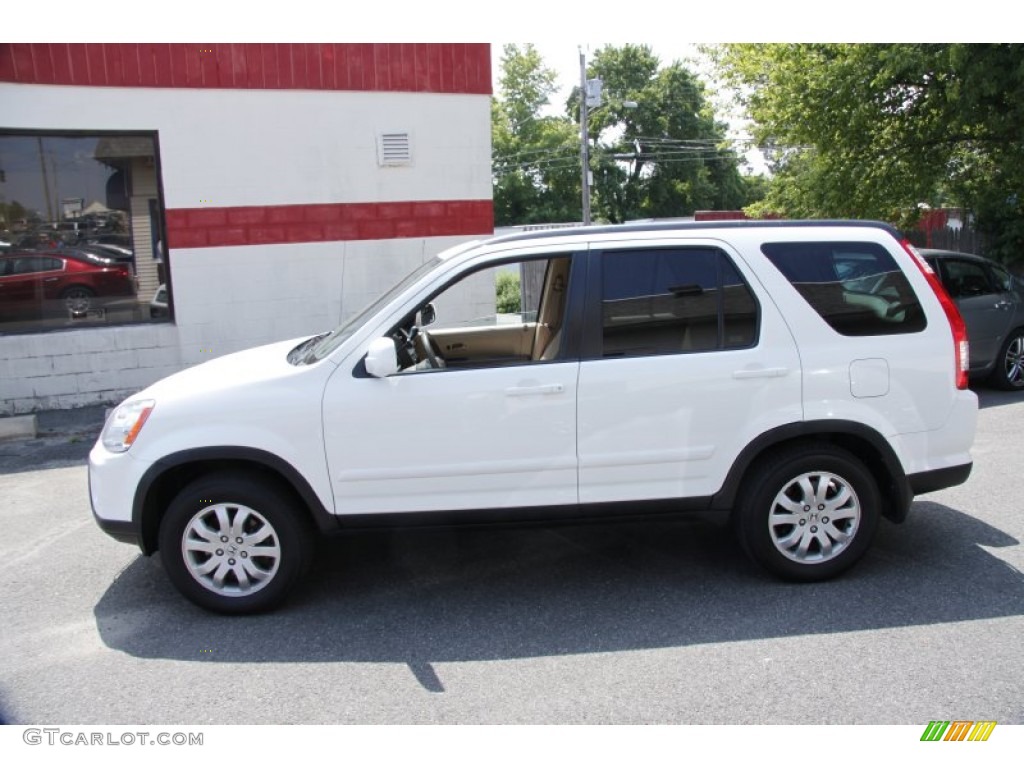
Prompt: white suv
<box><xmin>89</xmin><ymin>221</ymin><xmax>978</xmax><ymax>613</ymax></box>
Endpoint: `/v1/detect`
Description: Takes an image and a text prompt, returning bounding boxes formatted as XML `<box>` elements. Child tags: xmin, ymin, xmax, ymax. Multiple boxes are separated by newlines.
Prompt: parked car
<box><xmin>86</xmin><ymin>233</ymin><xmax>132</xmax><ymax>249</ymax></box>
<box><xmin>89</xmin><ymin>221</ymin><xmax>977</xmax><ymax>613</ymax></box>
<box><xmin>0</xmin><ymin>250</ymin><xmax>135</xmax><ymax>319</ymax></box>
<box><xmin>149</xmin><ymin>283</ymin><xmax>168</xmax><ymax>318</ymax></box>
<box><xmin>921</xmin><ymin>249</ymin><xmax>1024</xmax><ymax>389</ymax></box>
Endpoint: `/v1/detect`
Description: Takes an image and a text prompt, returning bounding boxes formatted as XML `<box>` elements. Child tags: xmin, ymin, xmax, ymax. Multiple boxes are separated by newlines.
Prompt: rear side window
<box><xmin>761</xmin><ymin>241</ymin><xmax>926</xmax><ymax>336</ymax></box>
<box><xmin>601</xmin><ymin>248</ymin><xmax>758</xmax><ymax>357</ymax></box>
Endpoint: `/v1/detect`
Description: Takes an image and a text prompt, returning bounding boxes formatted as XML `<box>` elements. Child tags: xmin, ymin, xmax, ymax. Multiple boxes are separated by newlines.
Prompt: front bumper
<box><xmin>88</xmin><ymin>441</ymin><xmax>150</xmax><ymax>552</ymax></box>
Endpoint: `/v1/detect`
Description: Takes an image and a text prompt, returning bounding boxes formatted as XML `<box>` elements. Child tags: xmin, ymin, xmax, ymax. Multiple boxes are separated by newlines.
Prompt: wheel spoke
<box><xmin>233</xmin><ymin>564</ymin><xmax>251</xmax><ymax>590</ymax></box>
<box><xmin>230</xmin><ymin>507</ymin><xmax>252</xmax><ymax>538</ymax></box>
<box><xmin>214</xmin><ymin>506</ymin><xmax>231</xmax><ymax>536</ymax></box>
<box><xmin>826</xmin><ymin>484</ymin><xmax>852</xmax><ymax>511</ymax></box>
<box><xmin>816</xmin><ymin>531</ymin><xmax>833</xmax><ymax>559</ymax></box>
<box><xmin>796</xmin><ymin>476</ymin><xmax>816</xmax><ymax>505</ymax></box>
<box><xmin>184</xmin><ymin>539</ymin><xmax>219</xmax><ymax>555</ymax></box>
<box><xmin>241</xmin><ymin>557</ymin><xmax>273</xmax><ymax>580</ymax></box>
<box><xmin>247</xmin><ymin>544</ymin><xmax>280</xmax><ymax>560</ymax></box>
<box><xmin>191</xmin><ymin>520</ymin><xmax>220</xmax><ymax>542</ymax></box>
<box><xmin>795</xmin><ymin>530</ymin><xmax>814</xmax><ymax>559</ymax></box>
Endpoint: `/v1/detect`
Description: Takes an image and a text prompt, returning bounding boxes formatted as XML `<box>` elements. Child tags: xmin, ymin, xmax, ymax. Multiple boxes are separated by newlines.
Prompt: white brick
<box><xmin>137</xmin><ymin>346</ymin><xmax>179</xmax><ymax>368</ymax></box>
<box><xmin>89</xmin><ymin>350</ymin><xmax>140</xmax><ymax>373</ymax></box>
<box><xmin>1</xmin><ymin>376</ymin><xmax>37</xmax><ymax>400</ymax></box>
<box><xmin>0</xmin><ymin>336</ymin><xmax>33</xmax><ymax>359</ymax></box>
<box><xmin>5</xmin><ymin>356</ymin><xmax>55</xmax><ymax>378</ymax></box>
<box><xmin>28</xmin><ymin>374</ymin><xmax>80</xmax><ymax>398</ymax></box>
<box><xmin>50</xmin><ymin>354</ymin><xmax>94</xmax><ymax>375</ymax></box>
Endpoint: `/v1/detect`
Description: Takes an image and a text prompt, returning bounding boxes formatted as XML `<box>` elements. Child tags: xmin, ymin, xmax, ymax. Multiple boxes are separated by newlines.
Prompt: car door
<box><xmin>0</xmin><ymin>256</ymin><xmax>46</xmax><ymax>320</ymax></box>
<box><xmin>935</xmin><ymin>257</ymin><xmax>1012</xmax><ymax>370</ymax></box>
<box><xmin>576</xmin><ymin>240</ymin><xmax>802</xmax><ymax>505</ymax></box>
<box><xmin>321</xmin><ymin>248</ymin><xmax>584</xmax><ymax>516</ymax></box>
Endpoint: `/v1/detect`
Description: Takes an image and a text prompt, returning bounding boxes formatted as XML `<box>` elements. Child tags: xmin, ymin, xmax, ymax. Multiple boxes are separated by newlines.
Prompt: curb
<box><xmin>0</xmin><ymin>415</ymin><xmax>38</xmax><ymax>442</ymax></box>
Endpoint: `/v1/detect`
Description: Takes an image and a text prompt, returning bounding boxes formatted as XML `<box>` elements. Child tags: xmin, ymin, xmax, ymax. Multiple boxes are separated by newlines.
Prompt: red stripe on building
<box><xmin>0</xmin><ymin>43</ymin><xmax>491</xmax><ymax>94</ymax></box>
<box><xmin>165</xmin><ymin>200</ymin><xmax>494</xmax><ymax>249</ymax></box>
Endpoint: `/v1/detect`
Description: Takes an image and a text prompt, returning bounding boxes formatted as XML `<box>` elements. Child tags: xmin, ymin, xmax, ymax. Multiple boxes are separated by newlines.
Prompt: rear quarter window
<box><xmin>761</xmin><ymin>241</ymin><xmax>926</xmax><ymax>336</ymax></box>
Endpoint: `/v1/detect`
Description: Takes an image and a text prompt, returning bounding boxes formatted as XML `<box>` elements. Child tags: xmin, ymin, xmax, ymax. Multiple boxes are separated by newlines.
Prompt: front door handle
<box><xmin>505</xmin><ymin>383</ymin><xmax>565</xmax><ymax>397</ymax></box>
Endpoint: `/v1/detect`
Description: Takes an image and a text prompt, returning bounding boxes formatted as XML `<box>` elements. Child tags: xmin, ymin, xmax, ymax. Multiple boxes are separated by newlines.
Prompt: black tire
<box><xmin>989</xmin><ymin>328</ymin><xmax>1024</xmax><ymax>390</ymax></box>
<box><xmin>158</xmin><ymin>472</ymin><xmax>313</xmax><ymax>614</ymax></box>
<box><xmin>734</xmin><ymin>443</ymin><xmax>880</xmax><ymax>581</ymax></box>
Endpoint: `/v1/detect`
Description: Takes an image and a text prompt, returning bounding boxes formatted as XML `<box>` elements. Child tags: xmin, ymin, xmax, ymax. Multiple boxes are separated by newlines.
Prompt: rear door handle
<box><xmin>732</xmin><ymin>367</ymin><xmax>789</xmax><ymax>380</ymax></box>
<box><xmin>505</xmin><ymin>383</ymin><xmax>565</xmax><ymax>397</ymax></box>
<box><xmin>994</xmin><ymin>300</ymin><xmax>1012</xmax><ymax>310</ymax></box>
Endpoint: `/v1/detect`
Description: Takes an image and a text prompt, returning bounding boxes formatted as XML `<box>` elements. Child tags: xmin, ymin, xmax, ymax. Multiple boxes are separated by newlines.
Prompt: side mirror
<box><xmin>419</xmin><ymin>302</ymin><xmax>436</xmax><ymax>327</ymax></box>
<box><xmin>365</xmin><ymin>337</ymin><xmax>399</xmax><ymax>378</ymax></box>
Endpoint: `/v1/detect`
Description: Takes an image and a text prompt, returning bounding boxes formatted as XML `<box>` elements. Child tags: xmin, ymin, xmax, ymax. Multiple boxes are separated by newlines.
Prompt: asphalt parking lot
<box><xmin>0</xmin><ymin>389</ymin><xmax>1022</xmax><ymax>725</ymax></box>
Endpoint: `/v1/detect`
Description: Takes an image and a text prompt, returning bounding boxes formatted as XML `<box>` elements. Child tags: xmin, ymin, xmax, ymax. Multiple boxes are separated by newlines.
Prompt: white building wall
<box><xmin>0</xmin><ymin>82</ymin><xmax>493</xmax><ymax>415</ymax></box>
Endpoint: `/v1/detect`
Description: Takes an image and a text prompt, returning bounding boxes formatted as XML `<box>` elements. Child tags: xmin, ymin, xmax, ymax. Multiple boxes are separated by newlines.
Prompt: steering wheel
<box><xmin>418</xmin><ymin>328</ymin><xmax>443</xmax><ymax>369</ymax></box>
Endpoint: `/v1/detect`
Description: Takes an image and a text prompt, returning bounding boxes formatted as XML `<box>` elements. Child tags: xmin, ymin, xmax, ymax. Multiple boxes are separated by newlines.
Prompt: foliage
<box><xmin>491</xmin><ymin>44</ymin><xmax>757</xmax><ymax>226</ymax></box>
<box><xmin>573</xmin><ymin>44</ymin><xmax>749</xmax><ymax>224</ymax></box>
<box><xmin>491</xmin><ymin>45</ymin><xmax>581</xmax><ymax>226</ymax></box>
<box><xmin>495</xmin><ymin>270</ymin><xmax>521</xmax><ymax>314</ymax></box>
<box><xmin>712</xmin><ymin>44</ymin><xmax>1024</xmax><ymax>261</ymax></box>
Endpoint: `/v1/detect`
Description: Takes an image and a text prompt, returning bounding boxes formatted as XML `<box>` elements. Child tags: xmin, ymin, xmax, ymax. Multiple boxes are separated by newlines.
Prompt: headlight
<box><xmin>101</xmin><ymin>399</ymin><xmax>155</xmax><ymax>453</ymax></box>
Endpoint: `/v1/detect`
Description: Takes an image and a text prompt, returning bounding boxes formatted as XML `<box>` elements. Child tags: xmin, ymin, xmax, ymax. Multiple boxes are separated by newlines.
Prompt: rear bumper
<box><xmin>908</xmin><ymin>462</ymin><xmax>972</xmax><ymax>496</ymax></box>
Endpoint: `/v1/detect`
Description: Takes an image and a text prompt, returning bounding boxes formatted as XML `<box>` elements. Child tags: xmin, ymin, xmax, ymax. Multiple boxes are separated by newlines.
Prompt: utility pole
<box><xmin>579</xmin><ymin>48</ymin><xmax>591</xmax><ymax>226</ymax></box>
<box><xmin>37</xmin><ymin>137</ymin><xmax>54</xmax><ymax>223</ymax></box>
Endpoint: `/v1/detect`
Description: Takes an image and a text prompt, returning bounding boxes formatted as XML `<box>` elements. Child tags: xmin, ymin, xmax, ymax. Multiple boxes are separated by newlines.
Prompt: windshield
<box><xmin>301</xmin><ymin>256</ymin><xmax>443</xmax><ymax>363</ymax></box>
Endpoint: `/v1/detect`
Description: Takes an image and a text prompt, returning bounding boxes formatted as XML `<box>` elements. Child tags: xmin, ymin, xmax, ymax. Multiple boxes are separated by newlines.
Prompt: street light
<box><xmin>579</xmin><ymin>50</ymin><xmax>637</xmax><ymax>226</ymax></box>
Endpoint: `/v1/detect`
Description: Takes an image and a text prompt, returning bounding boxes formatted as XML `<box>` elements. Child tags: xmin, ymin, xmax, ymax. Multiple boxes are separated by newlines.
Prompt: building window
<box><xmin>0</xmin><ymin>131</ymin><xmax>170</xmax><ymax>334</ymax></box>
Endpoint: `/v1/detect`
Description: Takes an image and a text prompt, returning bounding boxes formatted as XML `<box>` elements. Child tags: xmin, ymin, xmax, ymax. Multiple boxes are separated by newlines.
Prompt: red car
<box><xmin>0</xmin><ymin>251</ymin><xmax>136</xmax><ymax>321</ymax></box>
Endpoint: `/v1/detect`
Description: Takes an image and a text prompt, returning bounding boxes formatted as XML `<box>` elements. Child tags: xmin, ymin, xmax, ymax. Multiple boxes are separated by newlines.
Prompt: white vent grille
<box><xmin>377</xmin><ymin>131</ymin><xmax>412</xmax><ymax>166</ymax></box>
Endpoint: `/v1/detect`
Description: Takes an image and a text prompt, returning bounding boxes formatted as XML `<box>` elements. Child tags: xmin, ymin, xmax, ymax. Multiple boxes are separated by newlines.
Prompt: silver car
<box><xmin>922</xmin><ymin>249</ymin><xmax>1024</xmax><ymax>390</ymax></box>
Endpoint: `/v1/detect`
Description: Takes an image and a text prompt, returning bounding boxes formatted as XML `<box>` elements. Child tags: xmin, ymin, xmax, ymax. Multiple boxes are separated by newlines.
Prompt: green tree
<box><xmin>491</xmin><ymin>44</ymin><xmax>580</xmax><ymax>225</ymax></box>
<box><xmin>495</xmin><ymin>270</ymin><xmax>521</xmax><ymax>313</ymax></box>
<box><xmin>713</xmin><ymin>44</ymin><xmax>1024</xmax><ymax>261</ymax></box>
<box><xmin>570</xmin><ymin>44</ymin><xmax>748</xmax><ymax>223</ymax></box>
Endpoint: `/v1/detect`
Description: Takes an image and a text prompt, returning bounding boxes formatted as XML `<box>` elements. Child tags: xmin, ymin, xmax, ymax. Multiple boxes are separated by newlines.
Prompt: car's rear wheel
<box><xmin>158</xmin><ymin>473</ymin><xmax>313</xmax><ymax>614</ymax></box>
<box><xmin>60</xmin><ymin>285</ymin><xmax>94</xmax><ymax>314</ymax></box>
<box><xmin>734</xmin><ymin>443</ymin><xmax>880</xmax><ymax>581</ymax></box>
<box><xmin>990</xmin><ymin>329</ymin><xmax>1024</xmax><ymax>390</ymax></box>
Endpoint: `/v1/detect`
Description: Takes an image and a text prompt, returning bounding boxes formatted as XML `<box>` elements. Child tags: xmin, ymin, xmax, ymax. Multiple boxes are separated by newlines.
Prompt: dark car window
<box><xmin>761</xmin><ymin>241</ymin><xmax>926</xmax><ymax>336</ymax></box>
<box><xmin>600</xmin><ymin>248</ymin><xmax>758</xmax><ymax>357</ymax></box>
<box><xmin>12</xmin><ymin>256</ymin><xmax>61</xmax><ymax>275</ymax></box>
<box><xmin>987</xmin><ymin>263</ymin><xmax>1015</xmax><ymax>293</ymax></box>
<box><xmin>940</xmin><ymin>259</ymin><xmax>996</xmax><ymax>298</ymax></box>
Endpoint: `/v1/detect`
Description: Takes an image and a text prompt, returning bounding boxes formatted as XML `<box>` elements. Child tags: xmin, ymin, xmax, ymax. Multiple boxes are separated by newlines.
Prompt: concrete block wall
<box><xmin>1</xmin><ymin>323</ymin><xmax>182</xmax><ymax>415</ymax></box>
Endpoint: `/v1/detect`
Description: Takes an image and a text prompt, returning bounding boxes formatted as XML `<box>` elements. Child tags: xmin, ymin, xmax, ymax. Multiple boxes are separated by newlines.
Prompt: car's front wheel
<box><xmin>158</xmin><ymin>473</ymin><xmax>313</xmax><ymax>614</ymax></box>
<box><xmin>734</xmin><ymin>444</ymin><xmax>880</xmax><ymax>581</ymax></box>
<box><xmin>990</xmin><ymin>328</ymin><xmax>1024</xmax><ymax>390</ymax></box>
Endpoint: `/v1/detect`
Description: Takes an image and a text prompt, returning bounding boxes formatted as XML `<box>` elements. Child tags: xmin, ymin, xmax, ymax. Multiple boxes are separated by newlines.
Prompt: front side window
<box><xmin>390</xmin><ymin>255</ymin><xmax>574</xmax><ymax>372</ymax></box>
<box><xmin>600</xmin><ymin>248</ymin><xmax>758</xmax><ymax>358</ymax></box>
<box><xmin>0</xmin><ymin>131</ymin><xmax>169</xmax><ymax>333</ymax></box>
<box><xmin>761</xmin><ymin>241</ymin><xmax>926</xmax><ymax>336</ymax></box>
